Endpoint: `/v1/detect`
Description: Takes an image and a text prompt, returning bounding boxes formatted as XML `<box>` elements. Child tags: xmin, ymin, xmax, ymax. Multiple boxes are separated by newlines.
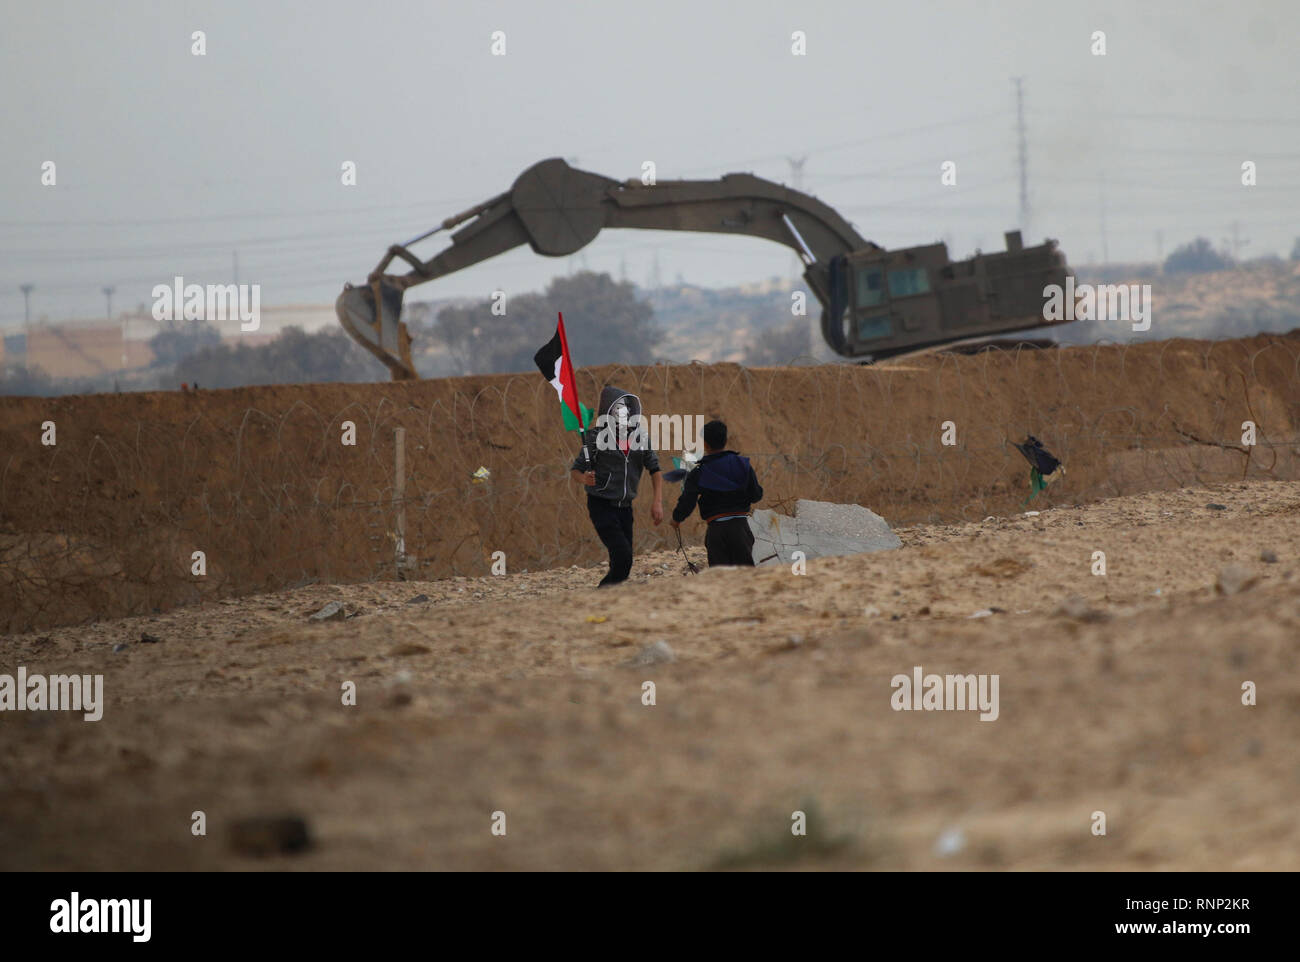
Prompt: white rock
<box><xmin>934</xmin><ymin>827</ymin><xmax>966</xmax><ymax>857</ymax></box>
<box><xmin>623</xmin><ymin>640</ymin><xmax>676</xmax><ymax>667</ymax></box>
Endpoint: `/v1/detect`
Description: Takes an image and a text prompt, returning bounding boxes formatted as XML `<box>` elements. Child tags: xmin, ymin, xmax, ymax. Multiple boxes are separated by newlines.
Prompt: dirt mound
<box><xmin>3</xmin><ymin>333</ymin><xmax>1300</xmax><ymax>632</ymax></box>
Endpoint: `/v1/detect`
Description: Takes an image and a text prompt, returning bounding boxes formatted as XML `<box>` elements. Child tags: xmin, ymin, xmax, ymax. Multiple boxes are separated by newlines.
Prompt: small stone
<box><xmin>967</xmin><ymin>609</ymin><xmax>994</xmax><ymax>619</ymax></box>
<box><xmin>934</xmin><ymin>827</ymin><xmax>966</xmax><ymax>857</ymax></box>
<box><xmin>1216</xmin><ymin>565</ymin><xmax>1257</xmax><ymax>596</ymax></box>
<box><xmin>1055</xmin><ymin>596</ymin><xmax>1110</xmax><ymax>622</ymax></box>
<box><xmin>390</xmin><ymin>643</ymin><xmax>431</xmax><ymax>656</ymax></box>
<box><xmin>1261</xmin><ymin>549</ymin><xmax>1278</xmax><ymax>564</ymax></box>
<box><xmin>406</xmin><ymin>594</ymin><xmax>429</xmax><ymax>604</ymax></box>
<box><xmin>139</xmin><ymin>632</ymin><xmax>162</xmax><ymax>644</ymax></box>
<box><xmin>1206</xmin><ymin>503</ymin><xmax>1227</xmax><ymax>511</ymax></box>
<box><xmin>228</xmin><ymin>815</ymin><xmax>312</xmax><ymax>857</ymax></box>
<box><xmin>305</xmin><ymin>756</ymin><xmax>332</xmax><ymax>777</ymax></box>
<box><xmin>309</xmin><ymin>601</ymin><xmax>346</xmax><ymax>622</ymax></box>
<box><xmin>623</xmin><ymin>640</ymin><xmax>675</xmax><ymax>667</ymax></box>
<box><xmin>112</xmin><ymin>643</ymin><xmax>128</xmax><ymax>653</ymax></box>
<box><xmin>787</xmin><ymin>634</ymin><xmax>804</xmax><ymax>648</ymax></box>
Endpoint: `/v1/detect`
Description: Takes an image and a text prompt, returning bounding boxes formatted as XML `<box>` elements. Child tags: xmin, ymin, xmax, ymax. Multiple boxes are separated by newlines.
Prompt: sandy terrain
<box><xmin>2</xmin><ymin>479</ymin><xmax>1296</xmax><ymax>871</ymax></box>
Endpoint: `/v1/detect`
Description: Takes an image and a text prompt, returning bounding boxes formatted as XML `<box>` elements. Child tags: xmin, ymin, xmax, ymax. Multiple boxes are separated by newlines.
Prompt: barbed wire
<box><xmin>2</xmin><ymin>334</ymin><xmax>1298</xmax><ymax>633</ymax></box>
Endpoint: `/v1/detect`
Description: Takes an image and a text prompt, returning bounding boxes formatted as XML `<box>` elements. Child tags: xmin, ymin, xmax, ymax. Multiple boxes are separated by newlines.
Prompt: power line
<box><xmin>0</xmin><ymin>193</ymin><xmax>483</xmax><ymax>231</ymax></box>
<box><xmin>671</xmin><ymin>112</ymin><xmax>1007</xmax><ymax>177</ymax></box>
<box><xmin>1028</xmin><ymin>109</ymin><xmax>1300</xmax><ymax>128</ymax></box>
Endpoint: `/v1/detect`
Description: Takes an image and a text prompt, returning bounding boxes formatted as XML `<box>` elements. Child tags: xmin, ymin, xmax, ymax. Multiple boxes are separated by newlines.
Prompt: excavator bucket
<box><xmin>336</xmin><ymin>279</ymin><xmax>416</xmax><ymax>380</ymax></box>
<box><xmin>335</xmin><ymin>159</ymin><xmax>621</xmax><ymax>381</ymax></box>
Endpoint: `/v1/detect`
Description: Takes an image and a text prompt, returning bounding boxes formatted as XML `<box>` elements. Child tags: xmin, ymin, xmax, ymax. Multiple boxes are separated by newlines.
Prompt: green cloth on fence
<box><xmin>1021</xmin><ymin>467</ymin><xmax>1054</xmax><ymax>508</ymax></box>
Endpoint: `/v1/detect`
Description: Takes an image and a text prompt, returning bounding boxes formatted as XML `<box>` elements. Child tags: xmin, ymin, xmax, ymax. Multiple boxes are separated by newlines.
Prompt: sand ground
<box><xmin>2</xmin><ymin>479</ymin><xmax>1297</xmax><ymax>870</ymax></box>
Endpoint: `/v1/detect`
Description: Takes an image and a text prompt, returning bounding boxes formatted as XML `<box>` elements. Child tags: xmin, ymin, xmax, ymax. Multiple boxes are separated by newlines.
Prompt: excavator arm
<box><xmin>337</xmin><ymin>157</ymin><xmax>879</xmax><ymax>379</ymax></box>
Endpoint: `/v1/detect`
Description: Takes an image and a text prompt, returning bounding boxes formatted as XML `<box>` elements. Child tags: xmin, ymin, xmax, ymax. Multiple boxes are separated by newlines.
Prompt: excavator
<box><xmin>336</xmin><ymin>157</ymin><xmax>1073</xmax><ymax>379</ymax></box>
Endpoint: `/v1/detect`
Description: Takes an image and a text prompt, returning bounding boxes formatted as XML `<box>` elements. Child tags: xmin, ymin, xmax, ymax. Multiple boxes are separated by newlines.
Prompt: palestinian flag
<box><xmin>533</xmin><ymin>312</ymin><xmax>592</xmax><ymax>431</ymax></box>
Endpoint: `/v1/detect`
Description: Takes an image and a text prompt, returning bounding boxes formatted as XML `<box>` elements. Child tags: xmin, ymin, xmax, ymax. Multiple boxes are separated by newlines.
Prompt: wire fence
<box><xmin>3</xmin><ymin>334</ymin><xmax>1299</xmax><ymax>633</ymax></box>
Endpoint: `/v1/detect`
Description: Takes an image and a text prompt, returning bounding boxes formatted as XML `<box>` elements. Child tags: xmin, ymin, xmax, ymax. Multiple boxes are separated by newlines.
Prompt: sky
<box><xmin>2</xmin><ymin>0</ymin><xmax>1298</xmax><ymax>328</ymax></box>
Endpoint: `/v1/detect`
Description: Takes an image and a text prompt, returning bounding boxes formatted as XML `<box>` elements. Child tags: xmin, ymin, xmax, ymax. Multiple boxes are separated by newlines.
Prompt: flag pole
<box><xmin>557</xmin><ymin>311</ymin><xmax>591</xmax><ymax>469</ymax></box>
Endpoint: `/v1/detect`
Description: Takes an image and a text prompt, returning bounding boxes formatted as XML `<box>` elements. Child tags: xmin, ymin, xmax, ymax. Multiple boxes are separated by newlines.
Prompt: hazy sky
<box><xmin>2</xmin><ymin>0</ymin><xmax>1297</xmax><ymax>327</ymax></box>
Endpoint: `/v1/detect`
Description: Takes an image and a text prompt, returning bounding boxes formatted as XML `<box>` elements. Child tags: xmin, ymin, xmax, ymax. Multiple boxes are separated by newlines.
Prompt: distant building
<box><xmin>12</xmin><ymin>304</ymin><xmax>344</xmax><ymax>378</ymax></box>
<box><xmin>243</xmin><ymin>304</ymin><xmax>338</xmax><ymax>337</ymax></box>
<box><xmin>23</xmin><ymin>321</ymin><xmax>154</xmax><ymax>377</ymax></box>
<box><xmin>1</xmin><ymin>332</ymin><xmax>23</xmax><ymax>363</ymax></box>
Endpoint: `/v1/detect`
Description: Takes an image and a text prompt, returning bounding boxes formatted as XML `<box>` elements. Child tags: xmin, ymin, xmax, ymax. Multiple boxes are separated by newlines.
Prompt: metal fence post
<box><xmin>394</xmin><ymin>427</ymin><xmax>406</xmax><ymax>575</ymax></box>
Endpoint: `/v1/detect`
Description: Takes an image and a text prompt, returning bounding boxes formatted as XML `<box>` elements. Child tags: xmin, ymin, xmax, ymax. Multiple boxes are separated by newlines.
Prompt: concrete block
<box><xmin>750</xmin><ymin>499</ymin><xmax>901</xmax><ymax>566</ymax></box>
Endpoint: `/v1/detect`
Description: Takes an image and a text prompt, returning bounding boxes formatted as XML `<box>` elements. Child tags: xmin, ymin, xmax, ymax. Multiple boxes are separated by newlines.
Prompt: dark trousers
<box><xmin>704</xmin><ymin>517</ymin><xmax>755</xmax><ymax>567</ymax></box>
<box><xmin>587</xmin><ymin>495</ymin><xmax>635</xmax><ymax>586</ymax></box>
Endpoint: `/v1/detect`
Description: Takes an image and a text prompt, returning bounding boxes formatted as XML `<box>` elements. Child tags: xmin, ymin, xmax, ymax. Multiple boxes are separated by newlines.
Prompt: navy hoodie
<box><xmin>671</xmin><ymin>450</ymin><xmax>763</xmax><ymax>524</ymax></box>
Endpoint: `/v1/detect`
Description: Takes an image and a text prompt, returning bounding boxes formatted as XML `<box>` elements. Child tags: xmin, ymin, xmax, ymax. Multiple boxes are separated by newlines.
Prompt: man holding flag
<box><xmin>535</xmin><ymin>314</ymin><xmax>663</xmax><ymax>588</ymax></box>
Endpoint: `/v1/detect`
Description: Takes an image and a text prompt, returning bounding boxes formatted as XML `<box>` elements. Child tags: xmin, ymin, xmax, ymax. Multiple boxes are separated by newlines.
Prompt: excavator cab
<box><xmin>829</xmin><ymin>233</ymin><xmax>1072</xmax><ymax>361</ymax></box>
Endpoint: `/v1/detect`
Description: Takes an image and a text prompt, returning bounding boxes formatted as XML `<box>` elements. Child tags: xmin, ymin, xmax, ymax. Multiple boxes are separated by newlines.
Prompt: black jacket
<box><xmin>672</xmin><ymin>450</ymin><xmax>763</xmax><ymax>523</ymax></box>
<box><xmin>572</xmin><ymin>385</ymin><xmax>661</xmax><ymax>506</ymax></box>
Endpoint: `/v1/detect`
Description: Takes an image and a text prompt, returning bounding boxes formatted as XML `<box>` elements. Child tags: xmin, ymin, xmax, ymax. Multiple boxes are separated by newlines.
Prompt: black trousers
<box><xmin>704</xmin><ymin>517</ymin><xmax>755</xmax><ymax>567</ymax></box>
<box><xmin>587</xmin><ymin>495</ymin><xmax>635</xmax><ymax>586</ymax></box>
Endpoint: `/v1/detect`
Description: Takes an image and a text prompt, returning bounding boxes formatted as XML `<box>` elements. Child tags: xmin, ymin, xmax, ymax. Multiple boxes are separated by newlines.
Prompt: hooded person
<box><xmin>571</xmin><ymin>386</ymin><xmax>664</xmax><ymax>586</ymax></box>
<box><xmin>670</xmin><ymin>419</ymin><xmax>763</xmax><ymax>567</ymax></box>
